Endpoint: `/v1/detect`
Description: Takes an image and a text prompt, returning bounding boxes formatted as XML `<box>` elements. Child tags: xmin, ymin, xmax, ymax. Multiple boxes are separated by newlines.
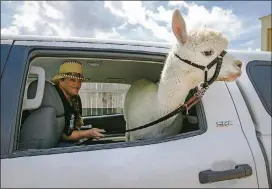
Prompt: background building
<box><xmin>259</xmin><ymin>14</ymin><xmax>272</xmax><ymax>52</ymax></box>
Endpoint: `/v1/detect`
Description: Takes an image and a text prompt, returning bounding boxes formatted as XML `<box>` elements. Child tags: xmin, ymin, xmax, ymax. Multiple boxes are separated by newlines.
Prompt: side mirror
<box><xmin>22</xmin><ymin>66</ymin><xmax>45</xmax><ymax>110</ymax></box>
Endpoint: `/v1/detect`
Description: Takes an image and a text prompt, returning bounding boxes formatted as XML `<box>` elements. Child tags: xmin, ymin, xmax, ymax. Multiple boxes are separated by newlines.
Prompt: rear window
<box><xmin>79</xmin><ymin>82</ymin><xmax>130</xmax><ymax>116</ymax></box>
<box><xmin>247</xmin><ymin>60</ymin><xmax>272</xmax><ymax>116</ymax></box>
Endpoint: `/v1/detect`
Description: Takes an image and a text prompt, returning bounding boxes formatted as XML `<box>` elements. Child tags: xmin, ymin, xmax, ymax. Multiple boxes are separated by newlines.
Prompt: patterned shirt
<box><xmin>54</xmin><ymin>85</ymin><xmax>83</xmax><ymax>136</ymax></box>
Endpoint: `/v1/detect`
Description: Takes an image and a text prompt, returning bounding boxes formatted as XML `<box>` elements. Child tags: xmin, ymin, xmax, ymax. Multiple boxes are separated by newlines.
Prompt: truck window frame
<box><xmin>0</xmin><ymin>40</ymin><xmax>13</xmax><ymax>77</ymax></box>
<box><xmin>246</xmin><ymin>60</ymin><xmax>272</xmax><ymax>116</ymax></box>
<box><xmin>8</xmin><ymin>45</ymin><xmax>208</xmax><ymax>158</ymax></box>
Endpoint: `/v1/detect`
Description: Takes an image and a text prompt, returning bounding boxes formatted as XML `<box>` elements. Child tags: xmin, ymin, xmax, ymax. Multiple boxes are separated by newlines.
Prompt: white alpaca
<box><xmin>123</xmin><ymin>9</ymin><xmax>242</xmax><ymax>141</ymax></box>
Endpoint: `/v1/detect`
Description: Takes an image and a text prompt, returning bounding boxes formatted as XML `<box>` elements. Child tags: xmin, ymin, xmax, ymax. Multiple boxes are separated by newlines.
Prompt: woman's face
<box><xmin>59</xmin><ymin>77</ymin><xmax>82</xmax><ymax>97</ymax></box>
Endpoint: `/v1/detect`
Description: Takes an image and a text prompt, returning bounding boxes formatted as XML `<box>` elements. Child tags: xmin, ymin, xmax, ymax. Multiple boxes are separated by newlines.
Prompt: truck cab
<box><xmin>1</xmin><ymin>35</ymin><xmax>271</xmax><ymax>188</ymax></box>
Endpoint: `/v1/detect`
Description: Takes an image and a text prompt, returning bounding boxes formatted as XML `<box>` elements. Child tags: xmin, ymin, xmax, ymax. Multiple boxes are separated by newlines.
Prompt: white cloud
<box><xmin>169</xmin><ymin>1</ymin><xmax>190</xmax><ymax>9</ymax></box>
<box><xmin>104</xmin><ymin>1</ymin><xmax>124</xmax><ymax>18</ymax></box>
<box><xmin>169</xmin><ymin>1</ymin><xmax>243</xmax><ymax>40</ymax></box>
<box><xmin>1</xmin><ymin>1</ymin><xmax>125</xmax><ymax>38</ymax></box>
<box><xmin>13</xmin><ymin>2</ymin><xmax>45</xmax><ymax>32</ymax></box>
<box><xmin>244</xmin><ymin>40</ymin><xmax>254</xmax><ymax>46</ymax></box>
<box><xmin>105</xmin><ymin>0</ymin><xmax>245</xmax><ymax>43</ymax></box>
<box><xmin>104</xmin><ymin>1</ymin><xmax>174</xmax><ymax>42</ymax></box>
<box><xmin>94</xmin><ymin>28</ymin><xmax>121</xmax><ymax>39</ymax></box>
<box><xmin>1</xmin><ymin>1</ymin><xmax>68</xmax><ymax>36</ymax></box>
<box><xmin>1</xmin><ymin>26</ymin><xmax>19</xmax><ymax>35</ymax></box>
<box><xmin>1</xmin><ymin>0</ymin><xmax>252</xmax><ymax>49</ymax></box>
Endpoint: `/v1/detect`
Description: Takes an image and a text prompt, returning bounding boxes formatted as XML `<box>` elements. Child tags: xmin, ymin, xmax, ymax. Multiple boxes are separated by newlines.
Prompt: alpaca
<box><xmin>123</xmin><ymin>9</ymin><xmax>242</xmax><ymax>141</ymax></box>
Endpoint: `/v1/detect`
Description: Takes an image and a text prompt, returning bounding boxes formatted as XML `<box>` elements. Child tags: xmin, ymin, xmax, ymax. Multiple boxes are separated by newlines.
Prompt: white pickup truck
<box><xmin>1</xmin><ymin>35</ymin><xmax>271</xmax><ymax>188</ymax></box>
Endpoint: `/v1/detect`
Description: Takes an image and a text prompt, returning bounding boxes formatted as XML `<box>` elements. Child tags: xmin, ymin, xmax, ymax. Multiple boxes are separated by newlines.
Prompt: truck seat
<box><xmin>18</xmin><ymin>80</ymin><xmax>65</xmax><ymax>150</ymax></box>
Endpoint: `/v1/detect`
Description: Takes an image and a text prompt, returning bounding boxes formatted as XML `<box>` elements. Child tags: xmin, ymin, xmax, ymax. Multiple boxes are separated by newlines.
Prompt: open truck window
<box><xmin>15</xmin><ymin>48</ymin><xmax>206</xmax><ymax>156</ymax></box>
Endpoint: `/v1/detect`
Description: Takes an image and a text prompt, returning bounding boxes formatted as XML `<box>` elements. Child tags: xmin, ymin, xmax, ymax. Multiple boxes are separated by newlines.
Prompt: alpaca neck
<box><xmin>157</xmin><ymin>53</ymin><xmax>199</xmax><ymax>117</ymax></box>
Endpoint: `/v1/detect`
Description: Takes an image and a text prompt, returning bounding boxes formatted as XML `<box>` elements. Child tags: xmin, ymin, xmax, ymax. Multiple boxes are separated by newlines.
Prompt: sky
<box><xmin>1</xmin><ymin>1</ymin><xmax>271</xmax><ymax>51</ymax></box>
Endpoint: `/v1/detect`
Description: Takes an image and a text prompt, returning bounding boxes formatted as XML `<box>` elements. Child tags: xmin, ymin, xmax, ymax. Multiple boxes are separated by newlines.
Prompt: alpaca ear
<box><xmin>172</xmin><ymin>8</ymin><xmax>187</xmax><ymax>44</ymax></box>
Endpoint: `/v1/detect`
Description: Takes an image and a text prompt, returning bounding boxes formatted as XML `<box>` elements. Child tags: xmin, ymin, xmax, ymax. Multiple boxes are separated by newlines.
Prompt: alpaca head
<box><xmin>171</xmin><ymin>9</ymin><xmax>242</xmax><ymax>84</ymax></box>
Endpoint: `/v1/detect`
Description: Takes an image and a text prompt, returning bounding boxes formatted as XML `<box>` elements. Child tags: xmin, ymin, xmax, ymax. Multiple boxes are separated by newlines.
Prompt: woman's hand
<box><xmin>86</xmin><ymin>128</ymin><xmax>106</xmax><ymax>140</ymax></box>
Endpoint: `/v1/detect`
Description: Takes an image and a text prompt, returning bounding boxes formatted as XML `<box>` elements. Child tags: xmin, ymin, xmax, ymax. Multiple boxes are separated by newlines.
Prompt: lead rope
<box><xmin>76</xmin><ymin>86</ymin><xmax>206</xmax><ymax>145</ymax></box>
<box><xmin>119</xmin><ymin>85</ymin><xmax>207</xmax><ymax>134</ymax></box>
<box><xmin>121</xmin><ymin>51</ymin><xmax>227</xmax><ymax>134</ymax></box>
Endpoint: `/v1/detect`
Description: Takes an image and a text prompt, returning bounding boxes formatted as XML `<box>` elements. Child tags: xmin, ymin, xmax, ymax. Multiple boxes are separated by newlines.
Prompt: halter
<box><xmin>78</xmin><ymin>50</ymin><xmax>228</xmax><ymax>143</ymax></box>
<box><xmin>174</xmin><ymin>50</ymin><xmax>227</xmax><ymax>89</ymax></box>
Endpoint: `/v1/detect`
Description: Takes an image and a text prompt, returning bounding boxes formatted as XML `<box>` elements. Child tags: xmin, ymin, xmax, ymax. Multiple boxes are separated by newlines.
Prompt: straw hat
<box><xmin>51</xmin><ymin>61</ymin><xmax>90</xmax><ymax>84</ymax></box>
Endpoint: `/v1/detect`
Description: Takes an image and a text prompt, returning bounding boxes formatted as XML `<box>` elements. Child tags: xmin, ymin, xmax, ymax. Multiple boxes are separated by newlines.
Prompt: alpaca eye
<box><xmin>202</xmin><ymin>50</ymin><xmax>214</xmax><ymax>56</ymax></box>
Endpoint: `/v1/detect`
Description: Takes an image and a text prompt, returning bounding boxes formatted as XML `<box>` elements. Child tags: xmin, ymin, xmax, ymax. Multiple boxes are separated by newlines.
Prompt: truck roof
<box><xmin>1</xmin><ymin>34</ymin><xmax>172</xmax><ymax>49</ymax></box>
<box><xmin>1</xmin><ymin>34</ymin><xmax>271</xmax><ymax>58</ymax></box>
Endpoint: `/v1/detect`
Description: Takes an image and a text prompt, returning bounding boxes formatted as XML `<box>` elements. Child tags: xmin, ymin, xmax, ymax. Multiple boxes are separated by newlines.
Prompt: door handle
<box><xmin>199</xmin><ymin>164</ymin><xmax>252</xmax><ymax>184</ymax></box>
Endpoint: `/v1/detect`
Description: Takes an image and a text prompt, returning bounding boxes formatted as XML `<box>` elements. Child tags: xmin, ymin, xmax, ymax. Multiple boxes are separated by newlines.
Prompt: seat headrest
<box><xmin>27</xmin><ymin>80</ymin><xmax>64</xmax><ymax>116</ymax></box>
